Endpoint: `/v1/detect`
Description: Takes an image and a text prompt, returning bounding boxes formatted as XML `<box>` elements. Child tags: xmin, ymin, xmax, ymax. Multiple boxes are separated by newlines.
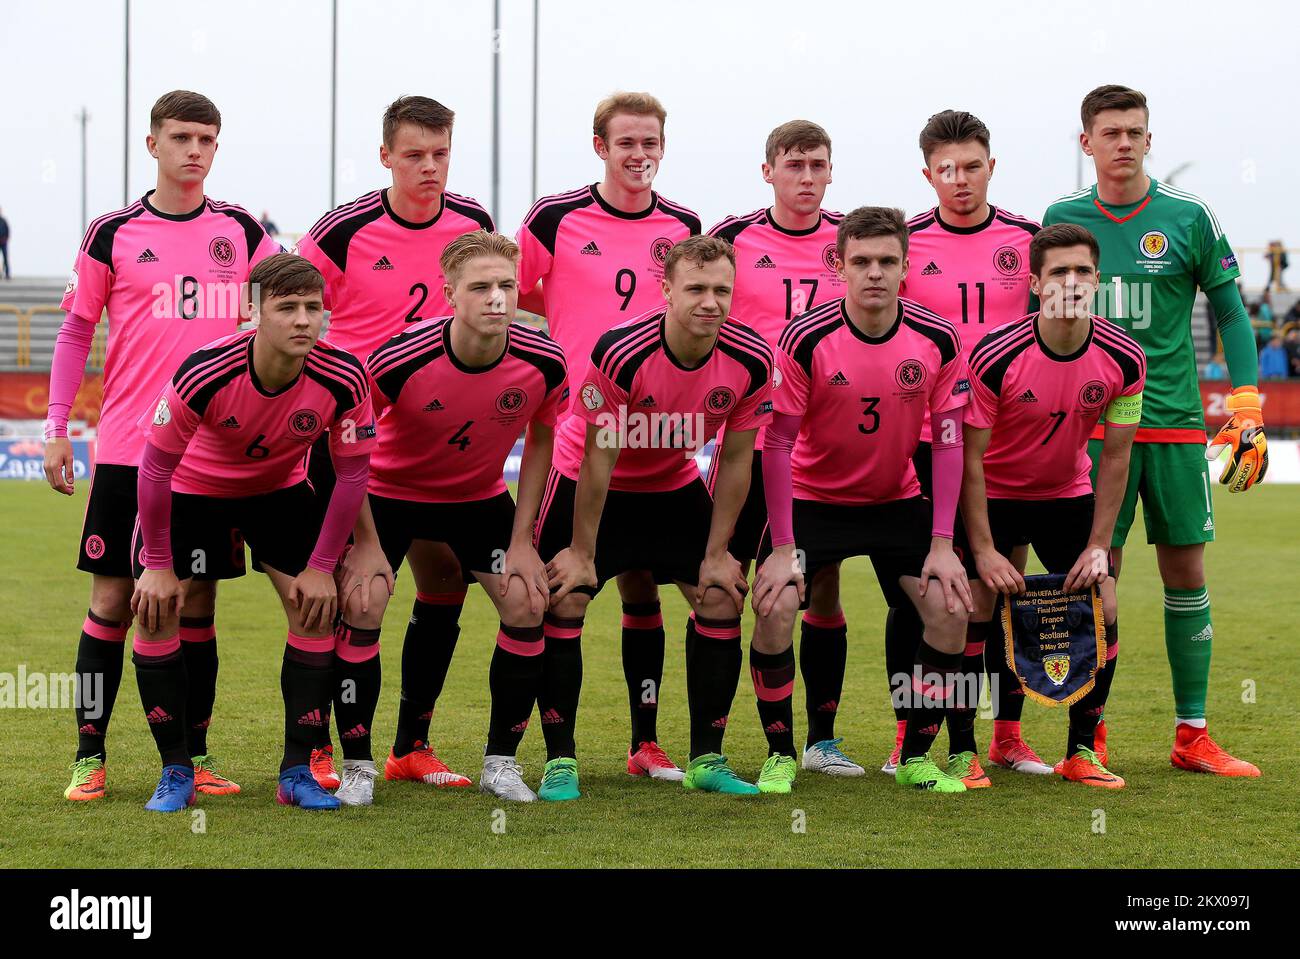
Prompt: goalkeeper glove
<box><xmin>1206</xmin><ymin>385</ymin><xmax>1268</xmax><ymax>492</ymax></box>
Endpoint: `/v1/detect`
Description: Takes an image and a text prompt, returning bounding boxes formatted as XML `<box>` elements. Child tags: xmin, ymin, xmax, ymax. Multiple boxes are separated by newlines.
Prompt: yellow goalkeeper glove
<box><xmin>1205</xmin><ymin>385</ymin><xmax>1268</xmax><ymax>492</ymax></box>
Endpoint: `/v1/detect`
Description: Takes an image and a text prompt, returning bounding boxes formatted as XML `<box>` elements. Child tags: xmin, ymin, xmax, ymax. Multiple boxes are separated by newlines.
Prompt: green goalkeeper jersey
<box><xmin>1042</xmin><ymin>176</ymin><xmax>1240</xmax><ymax>442</ymax></box>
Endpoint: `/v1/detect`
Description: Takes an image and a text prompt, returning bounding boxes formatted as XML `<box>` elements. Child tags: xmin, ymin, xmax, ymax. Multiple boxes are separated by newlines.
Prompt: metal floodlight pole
<box><xmin>330</xmin><ymin>0</ymin><xmax>338</xmax><ymax>208</ymax></box>
<box><xmin>531</xmin><ymin>0</ymin><xmax>539</xmax><ymax>202</ymax></box>
<box><xmin>79</xmin><ymin>108</ymin><xmax>90</xmax><ymax>231</ymax></box>
<box><xmin>123</xmin><ymin>0</ymin><xmax>130</xmax><ymax>206</ymax></box>
<box><xmin>492</xmin><ymin>0</ymin><xmax>501</xmax><ymax>226</ymax></box>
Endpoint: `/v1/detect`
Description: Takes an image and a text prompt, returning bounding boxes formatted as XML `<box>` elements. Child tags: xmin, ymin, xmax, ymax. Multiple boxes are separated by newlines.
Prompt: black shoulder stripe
<box><xmin>907</xmin><ymin>212</ymin><xmax>937</xmax><ymax>235</ymax></box>
<box><xmin>315</xmin><ymin>202</ymin><xmax>386</xmax><ymax>273</ymax></box>
<box><xmin>611</xmin><ymin>337</ymin><xmax>660</xmax><ymax>393</ymax></box>
<box><xmin>304</xmin><ymin>365</ymin><xmax>364</xmax><ymax>420</ymax></box>
<box><xmin>976</xmin><ymin>336</ymin><xmax>1034</xmax><ymax>395</ymax></box>
<box><xmin>373</xmin><ymin>344</ymin><xmax>446</xmax><ymax>404</ymax></box>
<box><xmin>87</xmin><ymin>207</ymin><xmax>147</xmax><ymax>268</ymax></box>
<box><xmin>211</xmin><ymin>202</ymin><xmax>272</xmax><ymax>263</ymax></box>
<box><xmin>994</xmin><ymin>213</ymin><xmax>1041</xmax><ymax>237</ymax></box>
<box><xmin>902</xmin><ymin>314</ymin><xmax>960</xmax><ymax>365</ymax></box>
<box><xmin>716</xmin><ymin>338</ymin><xmax>773</xmax><ymax>399</ymax></box>
<box><xmin>1093</xmin><ymin>334</ymin><xmax>1145</xmax><ymax>390</ymax></box>
<box><xmin>788</xmin><ymin>316</ymin><xmax>841</xmax><ymax>377</ymax></box>
<box><xmin>590</xmin><ymin>316</ymin><xmax>660</xmax><ymax>371</ymax></box>
<box><xmin>189</xmin><ymin>363</ymin><xmax>247</xmax><ymax>417</ymax></box>
<box><xmin>655</xmin><ymin>197</ymin><xmax>701</xmax><ymax>236</ymax></box>
<box><xmin>508</xmin><ymin>341</ymin><xmax>568</xmax><ymax>394</ymax></box>
<box><xmin>308</xmin><ymin>346</ymin><xmax>368</xmax><ymax>399</ymax></box>
<box><xmin>445</xmin><ymin>194</ymin><xmax>494</xmax><ymax>231</ymax></box>
<box><xmin>173</xmin><ymin>338</ymin><xmax>249</xmax><ymax>395</ymax></box>
<box><xmin>968</xmin><ymin>318</ymin><xmax>1033</xmax><ymax>370</ymax></box>
<box><xmin>777</xmin><ymin>300</ymin><xmax>840</xmax><ymax>354</ymax></box>
<box><xmin>524</xmin><ymin>192</ymin><xmax>595</xmax><ymax>255</ymax></box>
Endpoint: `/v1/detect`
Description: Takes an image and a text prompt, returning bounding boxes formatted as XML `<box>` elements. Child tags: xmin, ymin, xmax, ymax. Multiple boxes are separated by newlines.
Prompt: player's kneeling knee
<box><xmin>342</xmin><ymin>578</ymin><xmax>389</xmax><ymax>631</ymax></box>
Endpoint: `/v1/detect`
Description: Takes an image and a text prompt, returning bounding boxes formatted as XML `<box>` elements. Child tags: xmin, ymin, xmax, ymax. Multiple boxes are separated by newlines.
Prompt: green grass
<box><xmin>1</xmin><ymin>481</ymin><xmax>1296</xmax><ymax>868</ymax></box>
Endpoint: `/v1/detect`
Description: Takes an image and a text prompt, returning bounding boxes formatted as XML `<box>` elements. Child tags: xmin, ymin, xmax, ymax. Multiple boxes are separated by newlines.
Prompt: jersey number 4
<box><xmin>448</xmin><ymin>420</ymin><xmax>473</xmax><ymax>451</ymax></box>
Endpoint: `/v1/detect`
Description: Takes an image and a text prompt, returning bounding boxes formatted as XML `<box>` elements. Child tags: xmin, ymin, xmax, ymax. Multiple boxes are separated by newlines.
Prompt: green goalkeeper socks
<box><xmin>1163</xmin><ymin>587</ymin><xmax>1213</xmax><ymax>720</ymax></box>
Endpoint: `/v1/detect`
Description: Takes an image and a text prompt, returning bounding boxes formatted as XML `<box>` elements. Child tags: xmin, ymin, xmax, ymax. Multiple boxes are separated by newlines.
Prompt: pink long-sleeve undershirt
<box><xmin>45</xmin><ymin>313</ymin><xmax>97</xmax><ymax>439</ymax></box>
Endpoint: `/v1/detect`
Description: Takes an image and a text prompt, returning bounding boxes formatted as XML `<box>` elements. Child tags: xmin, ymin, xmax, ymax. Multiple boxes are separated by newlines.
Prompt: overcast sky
<box><xmin>2</xmin><ymin>0</ymin><xmax>1295</xmax><ymax>287</ymax></box>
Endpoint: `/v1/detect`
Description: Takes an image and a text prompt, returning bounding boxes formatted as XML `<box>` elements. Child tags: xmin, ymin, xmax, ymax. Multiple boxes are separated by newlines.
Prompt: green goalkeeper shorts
<box><xmin>1088</xmin><ymin>439</ymin><xmax>1215</xmax><ymax>548</ymax></box>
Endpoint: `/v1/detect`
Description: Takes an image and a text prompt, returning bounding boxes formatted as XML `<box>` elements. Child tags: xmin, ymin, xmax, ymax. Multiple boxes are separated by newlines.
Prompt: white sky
<box><xmin>2</xmin><ymin>0</ymin><xmax>1296</xmax><ymax>287</ymax></box>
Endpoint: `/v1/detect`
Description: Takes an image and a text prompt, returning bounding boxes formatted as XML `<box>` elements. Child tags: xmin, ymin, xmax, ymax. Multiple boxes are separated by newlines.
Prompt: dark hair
<box><xmin>150</xmin><ymin>90</ymin><xmax>221</xmax><ymax>134</ymax></box>
<box><xmin>1081</xmin><ymin>84</ymin><xmax>1148</xmax><ymax>132</ymax></box>
<box><xmin>383</xmin><ymin>95</ymin><xmax>455</xmax><ymax>148</ymax></box>
<box><xmin>836</xmin><ymin>206</ymin><xmax>908</xmax><ymax>260</ymax></box>
<box><xmin>663</xmin><ymin>235</ymin><xmax>735</xmax><ymax>280</ymax></box>
<box><xmin>765</xmin><ymin>119</ymin><xmax>832</xmax><ymax>165</ymax></box>
<box><xmin>918</xmin><ymin>109</ymin><xmax>989</xmax><ymax>163</ymax></box>
<box><xmin>1029</xmin><ymin>223</ymin><xmax>1100</xmax><ymax>275</ymax></box>
<box><xmin>249</xmin><ymin>253</ymin><xmax>324</xmax><ymax>307</ymax></box>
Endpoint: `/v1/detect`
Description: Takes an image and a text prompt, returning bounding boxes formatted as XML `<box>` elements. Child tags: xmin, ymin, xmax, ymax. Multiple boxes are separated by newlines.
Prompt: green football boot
<box><xmin>538</xmin><ymin>757</ymin><xmax>580</xmax><ymax>801</ymax></box>
<box><xmin>756</xmin><ymin>754</ymin><xmax>798</xmax><ymax>794</ymax></box>
<box><xmin>682</xmin><ymin>753</ymin><xmax>760</xmax><ymax>795</ymax></box>
<box><xmin>895</xmin><ymin>755</ymin><xmax>967</xmax><ymax>793</ymax></box>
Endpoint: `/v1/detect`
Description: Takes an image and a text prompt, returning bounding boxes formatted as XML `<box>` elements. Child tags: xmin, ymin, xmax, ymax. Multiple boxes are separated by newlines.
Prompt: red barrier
<box><xmin>1203</xmin><ymin>380</ymin><xmax>1300</xmax><ymax>428</ymax></box>
<box><xmin>0</xmin><ymin>372</ymin><xmax>103</xmax><ymax>423</ymax></box>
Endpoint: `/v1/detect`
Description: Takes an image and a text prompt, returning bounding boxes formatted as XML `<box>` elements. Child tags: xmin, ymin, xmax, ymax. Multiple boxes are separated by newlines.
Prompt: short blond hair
<box><xmin>663</xmin><ymin>235</ymin><xmax>735</xmax><ymax>281</ymax></box>
<box><xmin>440</xmin><ymin>230</ymin><xmax>520</xmax><ymax>285</ymax></box>
<box><xmin>593</xmin><ymin>92</ymin><xmax>666</xmax><ymax>142</ymax></box>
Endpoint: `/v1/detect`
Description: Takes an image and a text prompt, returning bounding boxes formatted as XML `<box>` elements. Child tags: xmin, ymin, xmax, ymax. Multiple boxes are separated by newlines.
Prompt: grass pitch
<box><xmin>0</xmin><ymin>481</ymin><xmax>1295</xmax><ymax>868</ymax></box>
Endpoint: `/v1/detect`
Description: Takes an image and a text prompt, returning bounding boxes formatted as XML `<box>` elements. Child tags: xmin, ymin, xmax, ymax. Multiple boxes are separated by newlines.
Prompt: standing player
<box><xmin>538</xmin><ymin>236</ymin><xmax>772</xmax><ymax>798</ymax></box>
<box><xmin>43</xmin><ymin>91</ymin><xmax>280</xmax><ymax>802</ymax></box>
<box><xmin>706</xmin><ymin>121</ymin><xmax>861</xmax><ymax>778</ymax></box>
<box><xmin>891</xmin><ymin>110</ymin><xmax>1044</xmax><ymax>781</ymax></box>
<box><xmin>1044</xmin><ymin>85</ymin><xmax>1263</xmax><ymax>776</ymax></box>
<box><xmin>960</xmin><ymin>224</ymin><xmax>1145</xmax><ymax>788</ymax></box>
<box><xmin>294</xmin><ymin>95</ymin><xmax>493</xmax><ymax>789</ymax></box>
<box><xmin>130</xmin><ymin>254</ymin><xmax>377</xmax><ymax>811</ymax></box>
<box><xmin>749</xmin><ymin>207</ymin><xmax>973</xmax><ymax>794</ymax></box>
<box><xmin>363</xmin><ymin>231</ymin><xmax>568</xmax><ymax>802</ymax></box>
<box><xmin>516</xmin><ymin>92</ymin><xmax>701</xmax><ymax>780</ymax></box>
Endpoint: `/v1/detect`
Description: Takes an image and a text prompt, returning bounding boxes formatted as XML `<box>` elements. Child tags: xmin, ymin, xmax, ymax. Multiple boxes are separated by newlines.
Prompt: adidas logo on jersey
<box><xmin>423</xmin><ymin>399</ymin><xmax>446</xmax><ymax>411</ymax></box>
<box><xmin>373</xmin><ymin>255</ymin><xmax>395</xmax><ymax>271</ymax></box>
<box><xmin>218</xmin><ymin>415</ymin><xmax>240</xmax><ymax>428</ymax></box>
<box><xmin>754</xmin><ymin>254</ymin><xmax>776</xmax><ymax>269</ymax></box>
<box><xmin>636</xmin><ymin>395</ymin><xmax>657</xmax><ymax>408</ymax></box>
<box><xmin>1017</xmin><ymin>389</ymin><xmax>1038</xmax><ymax>403</ymax></box>
<box><xmin>580</xmin><ymin>241</ymin><xmax>601</xmax><ymax>256</ymax></box>
<box><xmin>827</xmin><ymin>371</ymin><xmax>850</xmax><ymax>386</ymax></box>
<box><xmin>136</xmin><ymin>248</ymin><xmax>159</xmax><ymax>263</ymax></box>
<box><xmin>921</xmin><ymin>261</ymin><xmax>942</xmax><ymax>276</ymax></box>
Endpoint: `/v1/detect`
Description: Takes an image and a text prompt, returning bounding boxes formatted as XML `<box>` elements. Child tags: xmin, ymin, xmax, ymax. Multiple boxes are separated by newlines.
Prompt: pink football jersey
<box><xmin>61</xmin><ymin>192</ymin><xmax>281</xmax><ymax>466</ymax></box>
<box><xmin>902</xmin><ymin>205</ymin><xmax>1038</xmax><ymax>442</ymax></box>
<box><xmin>294</xmin><ymin>188</ymin><xmax>493</xmax><ymax>358</ymax></box>
<box><xmin>774</xmin><ymin>297</ymin><xmax>968</xmax><ymax>505</ymax></box>
<box><xmin>966</xmin><ymin>315</ymin><xmax>1146</xmax><ymax>499</ymax></box>
<box><xmin>366</xmin><ymin>317</ymin><xmax>568</xmax><ymax>502</ymax></box>
<box><xmin>708</xmin><ymin>208</ymin><xmax>845</xmax><ymax>450</ymax></box>
<box><xmin>141</xmin><ymin>330</ymin><xmax>376</xmax><ymax>497</ymax></box>
<box><xmin>515</xmin><ymin>185</ymin><xmax>700</xmax><ymax>403</ymax></box>
<box><xmin>553</xmin><ymin>310</ymin><xmax>773</xmax><ymax>492</ymax></box>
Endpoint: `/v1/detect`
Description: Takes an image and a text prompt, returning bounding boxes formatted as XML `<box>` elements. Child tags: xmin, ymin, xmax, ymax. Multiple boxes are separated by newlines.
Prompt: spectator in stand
<box><xmin>1285</xmin><ymin>329</ymin><xmax>1300</xmax><ymax>378</ymax></box>
<box><xmin>0</xmin><ymin>207</ymin><xmax>10</xmax><ymax>279</ymax></box>
<box><xmin>259</xmin><ymin>210</ymin><xmax>279</xmax><ymax>238</ymax></box>
<box><xmin>1259</xmin><ymin>335</ymin><xmax>1289</xmax><ymax>379</ymax></box>
<box><xmin>1202</xmin><ymin>351</ymin><xmax>1227</xmax><ymax>380</ymax></box>
<box><xmin>1249</xmin><ymin>302</ymin><xmax>1272</xmax><ymax>347</ymax></box>
<box><xmin>1284</xmin><ymin>299</ymin><xmax>1300</xmax><ymax>331</ymax></box>
<box><xmin>1266</xmin><ymin>240</ymin><xmax>1289</xmax><ymax>293</ymax></box>
<box><xmin>1258</xmin><ymin>292</ymin><xmax>1274</xmax><ymax>325</ymax></box>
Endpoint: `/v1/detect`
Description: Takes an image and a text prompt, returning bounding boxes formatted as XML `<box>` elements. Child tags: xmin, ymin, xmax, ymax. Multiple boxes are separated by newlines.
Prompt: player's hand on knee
<box><xmin>546</xmin><ymin>547</ymin><xmax>596</xmax><ymax>606</ymax></box>
<box><xmin>132</xmin><ymin>568</ymin><xmax>186</xmax><ymax>634</ymax></box>
<box><xmin>502</xmin><ymin>541</ymin><xmax>550</xmax><ymax>617</ymax></box>
<box><xmin>338</xmin><ymin>539</ymin><xmax>393</xmax><ymax>615</ymax></box>
<box><xmin>1064</xmin><ymin>545</ymin><xmax>1109</xmax><ymax>592</ymax></box>
<box><xmin>920</xmin><ymin>540</ymin><xmax>973</xmax><ymax>614</ymax></box>
<box><xmin>697</xmin><ymin>550</ymin><xmax>747</xmax><ymax>614</ymax></box>
<box><xmin>43</xmin><ymin>437</ymin><xmax>75</xmax><ymax>495</ymax></box>
<box><xmin>752</xmin><ymin>545</ymin><xmax>804</xmax><ymax>617</ymax></box>
<box><xmin>975</xmin><ymin>549</ymin><xmax>1025</xmax><ymax>596</ymax></box>
<box><xmin>291</xmin><ymin>567</ymin><xmax>339</xmax><ymax>632</ymax></box>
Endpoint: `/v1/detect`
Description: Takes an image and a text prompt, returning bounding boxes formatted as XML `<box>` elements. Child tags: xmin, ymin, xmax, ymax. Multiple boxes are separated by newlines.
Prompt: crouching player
<box><xmin>130</xmin><ymin>253</ymin><xmax>377</xmax><ymax>811</ymax></box>
<box><xmin>750</xmin><ymin>207</ymin><xmax>974</xmax><ymax>793</ymax></box>
<box><xmin>539</xmin><ymin>235</ymin><xmax>773</xmax><ymax>798</ymax></box>
<box><xmin>959</xmin><ymin>224</ymin><xmax>1145</xmax><ymax>788</ymax></box>
<box><xmin>362</xmin><ymin>230</ymin><xmax>568</xmax><ymax>802</ymax></box>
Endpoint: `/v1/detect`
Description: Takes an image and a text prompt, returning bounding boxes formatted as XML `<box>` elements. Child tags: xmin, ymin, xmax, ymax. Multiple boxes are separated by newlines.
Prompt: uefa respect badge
<box><xmin>998</xmin><ymin>573</ymin><xmax>1106</xmax><ymax>708</ymax></box>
